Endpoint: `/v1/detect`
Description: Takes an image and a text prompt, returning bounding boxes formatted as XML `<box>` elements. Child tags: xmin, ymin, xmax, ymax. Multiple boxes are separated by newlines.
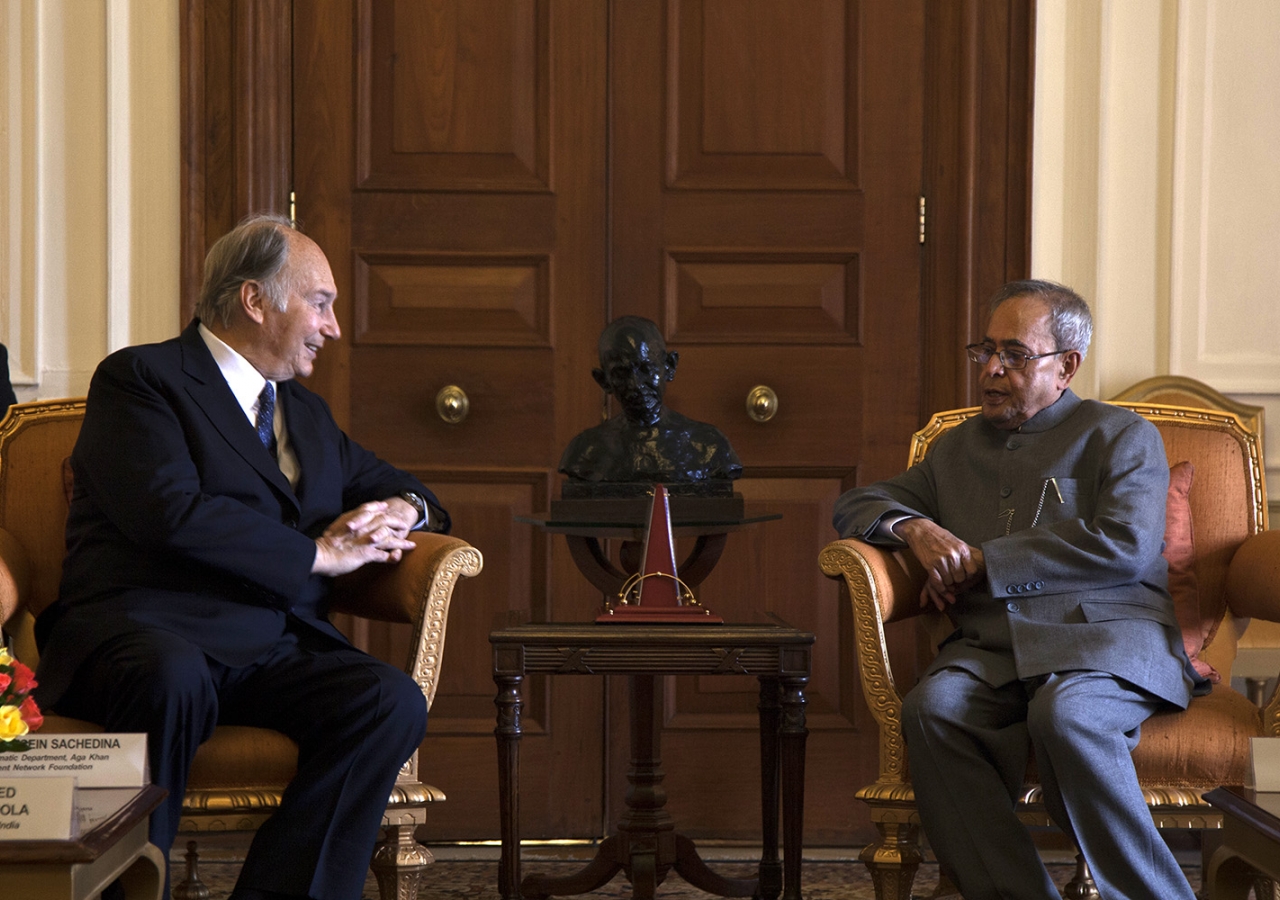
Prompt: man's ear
<box><xmin>1057</xmin><ymin>350</ymin><xmax>1082</xmax><ymax>388</ymax></box>
<box><xmin>592</xmin><ymin>367</ymin><xmax>611</xmax><ymax>393</ymax></box>
<box><xmin>665</xmin><ymin>351</ymin><xmax>678</xmax><ymax>382</ymax></box>
<box><xmin>240</xmin><ymin>280</ymin><xmax>268</xmax><ymax>325</ymax></box>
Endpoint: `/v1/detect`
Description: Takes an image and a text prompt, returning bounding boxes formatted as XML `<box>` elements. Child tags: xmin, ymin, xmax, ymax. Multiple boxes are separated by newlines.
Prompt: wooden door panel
<box><xmin>609</xmin><ymin>0</ymin><xmax>924</xmax><ymax>844</ymax></box>
<box><xmin>358</xmin><ymin>0</ymin><xmax>549</xmax><ymax>190</ymax></box>
<box><xmin>669</xmin><ymin>0</ymin><xmax>857</xmax><ymax>188</ymax></box>
<box><xmin>353</xmin><ymin>252</ymin><xmax>552</xmax><ymax>347</ymax></box>
<box><xmin>662</xmin><ymin>347</ymin><xmax>862</xmax><ymax>468</ymax></box>
<box><xmin>665</xmin><ymin>251</ymin><xmax>860</xmax><ymax>345</ymax></box>
<box><xmin>297</xmin><ymin>0</ymin><xmax>609</xmax><ymax>840</ymax></box>
<box><xmin>349</xmin><ymin>347</ymin><xmax>558</xmax><ymax>469</ymax></box>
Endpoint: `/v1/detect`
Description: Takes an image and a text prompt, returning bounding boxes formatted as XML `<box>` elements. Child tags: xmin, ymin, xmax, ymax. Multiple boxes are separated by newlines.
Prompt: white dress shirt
<box><xmin>197</xmin><ymin>323</ymin><xmax>301</xmax><ymax>488</ymax></box>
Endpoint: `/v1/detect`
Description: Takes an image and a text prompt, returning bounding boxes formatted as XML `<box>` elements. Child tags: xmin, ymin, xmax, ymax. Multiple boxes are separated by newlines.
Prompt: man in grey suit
<box><xmin>833</xmin><ymin>280</ymin><xmax>1206</xmax><ymax>900</ymax></box>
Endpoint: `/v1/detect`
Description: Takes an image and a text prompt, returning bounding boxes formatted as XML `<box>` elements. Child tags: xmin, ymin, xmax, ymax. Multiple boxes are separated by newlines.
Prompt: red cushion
<box><xmin>1165</xmin><ymin>461</ymin><xmax>1219</xmax><ymax>682</ymax></box>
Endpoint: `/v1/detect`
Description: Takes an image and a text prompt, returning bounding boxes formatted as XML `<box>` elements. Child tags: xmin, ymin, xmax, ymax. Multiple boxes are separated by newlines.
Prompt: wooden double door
<box><xmin>184</xmin><ymin>0</ymin><xmax>1032</xmax><ymax>846</ymax></box>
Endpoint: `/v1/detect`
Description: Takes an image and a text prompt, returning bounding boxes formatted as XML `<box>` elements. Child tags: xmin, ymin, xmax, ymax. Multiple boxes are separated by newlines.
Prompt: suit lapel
<box><xmin>178</xmin><ymin>322</ymin><xmax>299</xmax><ymax>509</ymax></box>
<box><xmin>279</xmin><ymin>381</ymin><xmax>324</xmax><ymax>504</ymax></box>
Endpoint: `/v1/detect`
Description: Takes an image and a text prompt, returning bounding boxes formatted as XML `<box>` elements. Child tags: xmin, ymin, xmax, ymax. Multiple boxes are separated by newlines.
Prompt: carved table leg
<box><xmin>172</xmin><ymin>839</ymin><xmax>210</xmax><ymax>900</ymax></box>
<box><xmin>495</xmin><ymin>672</ymin><xmax>524</xmax><ymax>900</ymax></box>
<box><xmin>1060</xmin><ymin>852</ymin><xmax>1098</xmax><ymax>899</ymax></box>
<box><xmin>779</xmin><ymin>674</ymin><xmax>807</xmax><ymax>900</ymax></box>
<box><xmin>617</xmin><ymin>675</ymin><xmax>675</xmax><ymax>898</ymax></box>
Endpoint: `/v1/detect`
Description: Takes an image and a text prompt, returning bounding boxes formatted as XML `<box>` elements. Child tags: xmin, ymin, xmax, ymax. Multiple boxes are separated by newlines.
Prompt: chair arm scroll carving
<box><xmin>821</xmin><ymin>538</ymin><xmax>929</xmax><ymax>782</ymax></box>
<box><xmin>330</xmin><ymin>532</ymin><xmax>483</xmax><ymax>709</ymax></box>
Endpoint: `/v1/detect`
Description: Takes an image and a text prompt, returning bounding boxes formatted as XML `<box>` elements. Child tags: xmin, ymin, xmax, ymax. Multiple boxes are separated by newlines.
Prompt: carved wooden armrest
<box><xmin>330</xmin><ymin>532</ymin><xmax>483</xmax><ymax>707</ymax></box>
<box><xmin>821</xmin><ymin>537</ymin><xmax>930</xmax><ymax>784</ymax></box>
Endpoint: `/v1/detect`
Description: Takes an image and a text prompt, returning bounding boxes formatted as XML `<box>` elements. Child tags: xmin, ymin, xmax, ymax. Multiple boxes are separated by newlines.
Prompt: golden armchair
<box><xmin>821</xmin><ymin>387</ymin><xmax>1280</xmax><ymax>900</ymax></box>
<box><xmin>0</xmin><ymin>399</ymin><xmax>482</xmax><ymax>900</ymax></box>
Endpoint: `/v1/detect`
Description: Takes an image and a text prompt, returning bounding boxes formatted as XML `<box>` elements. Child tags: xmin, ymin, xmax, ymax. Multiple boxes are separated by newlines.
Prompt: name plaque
<box><xmin>0</xmin><ymin>776</ymin><xmax>76</xmax><ymax>839</ymax></box>
<box><xmin>0</xmin><ymin>733</ymin><xmax>148</xmax><ymax>787</ymax></box>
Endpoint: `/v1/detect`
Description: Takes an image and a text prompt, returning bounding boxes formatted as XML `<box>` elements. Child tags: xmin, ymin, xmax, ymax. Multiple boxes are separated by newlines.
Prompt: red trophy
<box><xmin>597</xmin><ymin>484</ymin><xmax>722</xmax><ymax>624</ymax></box>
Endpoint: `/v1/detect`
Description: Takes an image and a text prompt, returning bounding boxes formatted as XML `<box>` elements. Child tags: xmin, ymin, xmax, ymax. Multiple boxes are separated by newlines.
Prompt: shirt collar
<box><xmin>1016</xmin><ymin>388</ymin><xmax>1082</xmax><ymax>434</ymax></box>
<box><xmin>197</xmin><ymin>322</ymin><xmax>273</xmax><ymax>423</ymax></box>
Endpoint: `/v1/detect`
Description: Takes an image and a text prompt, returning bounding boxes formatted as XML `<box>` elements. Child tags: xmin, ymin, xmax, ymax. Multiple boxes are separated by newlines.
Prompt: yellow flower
<box><xmin>0</xmin><ymin>704</ymin><xmax>29</xmax><ymax>740</ymax></box>
<box><xmin>0</xmin><ymin>647</ymin><xmax>13</xmax><ymax>666</ymax></box>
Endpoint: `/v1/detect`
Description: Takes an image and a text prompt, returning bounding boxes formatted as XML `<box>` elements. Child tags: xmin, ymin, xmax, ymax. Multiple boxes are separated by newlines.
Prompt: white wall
<box><xmin>1</xmin><ymin>0</ymin><xmax>178</xmax><ymax>402</ymax></box>
<box><xmin>1033</xmin><ymin>0</ymin><xmax>1280</xmax><ymax>514</ymax></box>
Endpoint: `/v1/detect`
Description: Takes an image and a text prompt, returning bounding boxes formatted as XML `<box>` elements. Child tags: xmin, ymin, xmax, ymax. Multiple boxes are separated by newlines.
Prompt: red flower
<box><xmin>10</xmin><ymin>661</ymin><xmax>35</xmax><ymax>694</ymax></box>
<box><xmin>18</xmin><ymin>695</ymin><xmax>43</xmax><ymax>732</ymax></box>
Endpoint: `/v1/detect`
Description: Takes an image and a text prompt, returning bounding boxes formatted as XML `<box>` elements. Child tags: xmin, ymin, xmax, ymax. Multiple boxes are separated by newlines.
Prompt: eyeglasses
<box><xmin>965</xmin><ymin>343</ymin><xmax>1070</xmax><ymax>370</ymax></box>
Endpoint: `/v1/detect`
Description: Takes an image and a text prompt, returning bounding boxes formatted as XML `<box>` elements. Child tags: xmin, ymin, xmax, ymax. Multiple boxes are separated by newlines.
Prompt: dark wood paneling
<box><xmin>357</xmin><ymin>0</ymin><xmax>550</xmax><ymax>190</ymax></box>
<box><xmin>181</xmin><ymin>0</ymin><xmax>1034</xmax><ymax>848</ymax></box>
<box><xmin>921</xmin><ymin>0</ymin><xmax>1035</xmax><ymax>417</ymax></box>
<box><xmin>180</xmin><ymin>0</ymin><xmax>292</xmax><ymax>319</ymax></box>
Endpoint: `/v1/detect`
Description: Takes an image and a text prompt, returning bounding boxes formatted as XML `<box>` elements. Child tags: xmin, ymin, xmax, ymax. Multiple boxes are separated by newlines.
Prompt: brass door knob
<box><xmin>746</xmin><ymin>385</ymin><xmax>779</xmax><ymax>423</ymax></box>
<box><xmin>435</xmin><ymin>385</ymin><xmax>470</xmax><ymax>424</ymax></box>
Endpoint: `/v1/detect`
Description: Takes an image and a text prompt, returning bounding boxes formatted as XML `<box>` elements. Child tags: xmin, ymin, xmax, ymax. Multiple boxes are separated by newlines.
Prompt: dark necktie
<box><xmin>256</xmin><ymin>382</ymin><xmax>277</xmax><ymax>458</ymax></box>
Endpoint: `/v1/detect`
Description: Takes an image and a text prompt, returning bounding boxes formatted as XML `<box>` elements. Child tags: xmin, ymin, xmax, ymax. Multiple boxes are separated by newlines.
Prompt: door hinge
<box><xmin>919</xmin><ymin>195</ymin><xmax>926</xmax><ymax>245</ymax></box>
<box><xmin>289</xmin><ymin>191</ymin><xmax>298</xmax><ymax>229</ymax></box>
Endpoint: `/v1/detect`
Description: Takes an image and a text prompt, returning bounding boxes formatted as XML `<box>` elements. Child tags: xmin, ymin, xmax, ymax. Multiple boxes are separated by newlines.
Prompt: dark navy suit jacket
<box><xmin>35</xmin><ymin>320</ymin><xmax>447</xmax><ymax>707</ymax></box>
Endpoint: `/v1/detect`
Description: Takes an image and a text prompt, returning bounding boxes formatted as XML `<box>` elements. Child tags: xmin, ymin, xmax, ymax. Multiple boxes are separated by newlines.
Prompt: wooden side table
<box><xmin>491</xmin><ymin>623</ymin><xmax>813</xmax><ymax>900</ymax></box>
<box><xmin>1203</xmin><ymin>786</ymin><xmax>1280</xmax><ymax>899</ymax></box>
<box><xmin>0</xmin><ymin>784</ymin><xmax>167</xmax><ymax>899</ymax></box>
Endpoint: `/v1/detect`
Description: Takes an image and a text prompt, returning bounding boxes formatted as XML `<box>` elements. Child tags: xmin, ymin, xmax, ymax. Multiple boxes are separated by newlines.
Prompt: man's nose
<box><xmin>983</xmin><ymin>354</ymin><xmax>1006</xmax><ymax>377</ymax></box>
<box><xmin>323</xmin><ymin>307</ymin><xmax>341</xmax><ymax>340</ymax></box>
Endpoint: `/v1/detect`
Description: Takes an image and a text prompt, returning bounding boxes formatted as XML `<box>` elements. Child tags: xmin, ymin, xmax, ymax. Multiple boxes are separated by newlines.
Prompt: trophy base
<box><xmin>596</xmin><ymin>605</ymin><xmax>724</xmax><ymax>625</ymax></box>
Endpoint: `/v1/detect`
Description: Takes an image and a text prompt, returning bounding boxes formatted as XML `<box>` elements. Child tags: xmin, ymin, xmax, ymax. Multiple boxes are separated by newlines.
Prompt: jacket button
<box><xmin>1034</xmin><ymin>581</ymin><xmax>1044</xmax><ymax>589</ymax></box>
<box><xmin>285</xmin><ymin>518</ymin><xmax>298</xmax><ymax>529</ymax></box>
<box><xmin>1006</xmin><ymin>439</ymin><xmax>1020</xmax><ymax>450</ymax></box>
<box><xmin>1000</xmin><ymin>486</ymin><xmax>1012</xmax><ymax>498</ymax></box>
<box><xmin>1007</xmin><ymin>601</ymin><xmax>1020</xmax><ymax>613</ymax></box>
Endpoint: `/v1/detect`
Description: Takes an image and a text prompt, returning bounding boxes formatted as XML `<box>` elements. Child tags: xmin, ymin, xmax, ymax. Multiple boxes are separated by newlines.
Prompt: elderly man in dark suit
<box><xmin>35</xmin><ymin>214</ymin><xmax>447</xmax><ymax>900</ymax></box>
<box><xmin>833</xmin><ymin>281</ymin><xmax>1205</xmax><ymax>900</ymax></box>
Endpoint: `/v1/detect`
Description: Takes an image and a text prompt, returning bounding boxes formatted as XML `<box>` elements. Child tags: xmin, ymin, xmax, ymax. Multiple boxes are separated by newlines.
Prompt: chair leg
<box><xmin>858</xmin><ymin>820</ymin><xmax>923</xmax><ymax>900</ymax></box>
<box><xmin>370</xmin><ymin>823</ymin><xmax>434</xmax><ymax>900</ymax></box>
<box><xmin>172</xmin><ymin>839</ymin><xmax>211</xmax><ymax>900</ymax></box>
<box><xmin>1061</xmin><ymin>851</ymin><xmax>1099</xmax><ymax>900</ymax></box>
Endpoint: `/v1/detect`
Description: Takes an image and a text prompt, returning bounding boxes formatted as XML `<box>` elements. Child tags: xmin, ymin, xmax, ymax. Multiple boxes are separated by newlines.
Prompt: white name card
<box><xmin>0</xmin><ymin>734</ymin><xmax>148</xmax><ymax>788</ymax></box>
<box><xmin>0</xmin><ymin>777</ymin><xmax>76</xmax><ymax>840</ymax></box>
<box><xmin>1249</xmin><ymin>736</ymin><xmax>1280</xmax><ymax>791</ymax></box>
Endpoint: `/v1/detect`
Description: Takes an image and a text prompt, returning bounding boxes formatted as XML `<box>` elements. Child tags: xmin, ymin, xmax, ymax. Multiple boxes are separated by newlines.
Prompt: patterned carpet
<box><xmin>178</xmin><ymin>840</ymin><xmax>1204</xmax><ymax>900</ymax></box>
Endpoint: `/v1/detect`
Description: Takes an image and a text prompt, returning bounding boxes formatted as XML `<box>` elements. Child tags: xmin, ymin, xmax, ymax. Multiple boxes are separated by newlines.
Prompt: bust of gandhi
<box><xmin>558</xmin><ymin>316</ymin><xmax>743</xmax><ymax>489</ymax></box>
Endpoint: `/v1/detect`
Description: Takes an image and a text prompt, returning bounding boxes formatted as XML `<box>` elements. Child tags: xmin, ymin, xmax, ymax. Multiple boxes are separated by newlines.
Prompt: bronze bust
<box><xmin>558</xmin><ymin>316</ymin><xmax>742</xmax><ymax>496</ymax></box>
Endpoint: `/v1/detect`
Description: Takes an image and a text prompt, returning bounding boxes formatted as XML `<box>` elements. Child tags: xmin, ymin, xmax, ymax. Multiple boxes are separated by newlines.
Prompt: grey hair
<box><xmin>988</xmin><ymin>279</ymin><xmax>1093</xmax><ymax>360</ymax></box>
<box><xmin>195</xmin><ymin>213</ymin><xmax>296</xmax><ymax>328</ymax></box>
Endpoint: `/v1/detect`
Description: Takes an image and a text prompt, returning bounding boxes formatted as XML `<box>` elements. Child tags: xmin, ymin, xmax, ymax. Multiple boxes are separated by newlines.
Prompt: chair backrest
<box><xmin>0</xmin><ymin>399</ymin><xmax>86</xmax><ymax>665</ymax></box>
<box><xmin>906</xmin><ymin>400</ymin><xmax>1267</xmax><ymax>677</ymax></box>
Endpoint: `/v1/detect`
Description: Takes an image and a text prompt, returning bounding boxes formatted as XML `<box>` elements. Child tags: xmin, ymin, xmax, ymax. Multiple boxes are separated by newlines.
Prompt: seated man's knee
<box><xmin>94</xmin><ymin>631</ymin><xmax>218</xmax><ymax>726</ymax></box>
<box><xmin>902</xmin><ymin>671</ymin><xmax>968</xmax><ymax>740</ymax></box>
<box><xmin>1025</xmin><ymin>675</ymin><xmax>1103</xmax><ymax>747</ymax></box>
<box><xmin>371</xmin><ymin>665</ymin><xmax>429</xmax><ymax>748</ymax></box>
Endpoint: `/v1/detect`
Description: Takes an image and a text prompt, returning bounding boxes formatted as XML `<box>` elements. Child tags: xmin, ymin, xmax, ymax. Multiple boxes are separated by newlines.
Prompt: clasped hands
<box><xmin>894</xmin><ymin>517</ymin><xmax>986</xmax><ymax>610</ymax></box>
<box><xmin>311</xmin><ymin>498</ymin><xmax>419</xmax><ymax>576</ymax></box>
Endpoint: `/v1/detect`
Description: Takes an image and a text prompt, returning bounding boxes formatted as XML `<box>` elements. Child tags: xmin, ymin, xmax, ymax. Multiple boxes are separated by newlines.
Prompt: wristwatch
<box><xmin>399</xmin><ymin>491</ymin><xmax>429</xmax><ymax>530</ymax></box>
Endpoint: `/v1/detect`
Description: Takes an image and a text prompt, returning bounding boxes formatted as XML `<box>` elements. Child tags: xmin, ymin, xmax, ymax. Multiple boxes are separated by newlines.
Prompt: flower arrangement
<box><xmin>0</xmin><ymin>646</ymin><xmax>43</xmax><ymax>752</ymax></box>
